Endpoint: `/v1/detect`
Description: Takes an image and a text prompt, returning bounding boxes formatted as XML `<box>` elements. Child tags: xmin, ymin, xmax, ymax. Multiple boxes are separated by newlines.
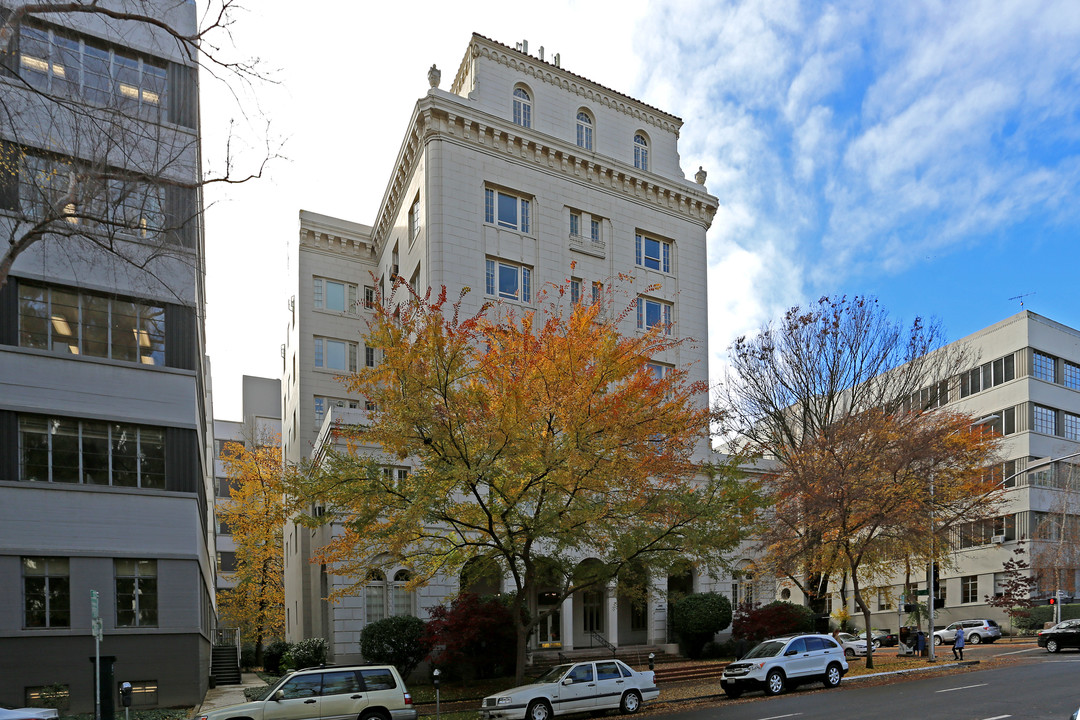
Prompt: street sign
<box><xmin>92</xmin><ymin>617</ymin><xmax>103</xmax><ymax>642</ymax></box>
<box><xmin>90</xmin><ymin>589</ymin><xmax>99</xmax><ymax>619</ymax></box>
<box><xmin>915</xmin><ymin>589</ymin><xmax>929</xmax><ymax>596</ymax></box>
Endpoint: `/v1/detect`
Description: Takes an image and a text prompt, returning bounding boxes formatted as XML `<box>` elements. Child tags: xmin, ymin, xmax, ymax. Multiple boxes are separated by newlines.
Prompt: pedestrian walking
<box><xmin>952</xmin><ymin>625</ymin><xmax>965</xmax><ymax>660</ymax></box>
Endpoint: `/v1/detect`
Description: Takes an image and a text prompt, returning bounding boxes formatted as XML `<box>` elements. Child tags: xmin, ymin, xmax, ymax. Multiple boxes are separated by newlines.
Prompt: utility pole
<box><xmin>91</xmin><ymin>590</ymin><xmax>102</xmax><ymax>720</ymax></box>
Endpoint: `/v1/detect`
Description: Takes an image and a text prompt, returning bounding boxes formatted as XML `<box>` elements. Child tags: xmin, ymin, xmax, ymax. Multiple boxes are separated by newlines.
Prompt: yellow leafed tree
<box><xmin>217</xmin><ymin>431</ymin><xmax>286</xmax><ymax>667</ymax></box>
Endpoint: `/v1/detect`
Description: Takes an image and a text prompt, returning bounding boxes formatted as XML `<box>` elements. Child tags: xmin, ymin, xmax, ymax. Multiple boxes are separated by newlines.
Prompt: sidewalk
<box><xmin>195</xmin><ymin>673</ymin><xmax>267</xmax><ymax>714</ymax></box>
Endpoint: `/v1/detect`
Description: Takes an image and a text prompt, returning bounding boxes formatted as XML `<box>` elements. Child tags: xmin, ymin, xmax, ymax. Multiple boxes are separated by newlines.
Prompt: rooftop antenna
<box><xmin>1008</xmin><ymin>292</ymin><xmax>1035</xmax><ymax>308</ymax></box>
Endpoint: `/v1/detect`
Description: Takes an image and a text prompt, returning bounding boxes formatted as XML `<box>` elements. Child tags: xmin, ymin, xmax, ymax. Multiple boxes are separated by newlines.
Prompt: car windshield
<box><xmin>837</xmin><ymin>633</ymin><xmax>859</xmax><ymax>642</ymax></box>
<box><xmin>743</xmin><ymin>640</ymin><xmax>786</xmax><ymax>659</ymax></box>
<box><xmin>534</xmin><ymin>664</ymin><xmax>575</xmax><ymax>684</ymax></box>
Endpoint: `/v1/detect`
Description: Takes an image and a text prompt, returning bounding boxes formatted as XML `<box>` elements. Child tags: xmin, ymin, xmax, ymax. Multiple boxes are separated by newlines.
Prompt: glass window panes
<box><xmin>22</xmin><ymin>557</ymin><xmax>70</xmax><ymax>628</ymax></box>
<box><xmin>576</xmin><ymin>112</ymin><xmax>593</xmax><ymax>150</ymax></box>
<box><xmin>116</xmin><ymin>559</ymin><xmax>157</xmax><ymax>627</ymax></box>
<box><xmin>18</xmin><ymin>283</ymin><xmax>166</xmax><ymax>364</ymax></box>
<box><xmin>18</xmin><ymin>416</ymin><xmax>166</xmax><ymax>487</ymax></box>
<box><xmin>1033</xmin><ymin>351</ymin><xmax>1056</xmax><ymax>382</ymax></box>
<box><xmin>512</xmin><ymin>87</ymin><xmax>531</xmax><ymax>128</ymax></box>
<box><xmin>637</xmin><ymin>234</ymin><xmax>670</xmax><ymax>272</ymax></box>
<box><xmin>637</xmin><ymin>298</ymin><xmax>672</xmax><ymax>334</ymax></box>
<box><xmin>325</xmin><ymin>281</ymin><xmax>346</xmax><ymax>312</ymax></box>
<box><xmin>634</xmin><ymin>134</ymin><xmax>649</xmax><ymax>171</ymax></box>
<box><xmin>1033</xmin><ymin>405</ymin><xmax>1057</xmax><ymax>435</ymax></box>
<box><xmin>1065</xmin><ymin>361</ymin><xmax>1080</xmax><ymax>390</ymax></box>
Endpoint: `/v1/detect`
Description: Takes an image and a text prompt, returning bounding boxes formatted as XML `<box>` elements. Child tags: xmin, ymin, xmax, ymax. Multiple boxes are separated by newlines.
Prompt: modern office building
<box><xmin>283</xmin><ymin>34</ymin><xmax>728</xmax><ymax>661</ymax></box>
<box><xmin>213</xmin><ymin>375</ymin><xmax>281</xmax><ymax>592</ymax></box>
<box><xmin>0</xmin><ymin>1</ymin><xmax>214</xmax><ymax>711</ymax></box>
<box><xmin>782</xmin><ymin>311</ymin><xmax>1080</xmax><ymax>633</ymax></box>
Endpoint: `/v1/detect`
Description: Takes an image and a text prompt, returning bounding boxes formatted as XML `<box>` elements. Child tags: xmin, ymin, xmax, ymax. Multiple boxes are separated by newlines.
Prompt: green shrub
<box><xmin>360</xmin><ymin>616</ymin><xmax>430</xmax><ymax>680</ymax></box>
<box><xmin>671</xmin><ymin>592</ymin><xmax>733</xmax><ymax>658</ymax></box>
<box><xmin>263</xmin><ymin>639</ymin><xmax>291</xmax><ymax>675</ymax></box>
<box><xmin>284</xmin><ymin>637</ymin><xmax>328</xmax><ymax>671</ymax></box>
<box><xmin>240</xmin><ymin>643</ymin><xmax>258</xmax><ymax>670</ymax></box>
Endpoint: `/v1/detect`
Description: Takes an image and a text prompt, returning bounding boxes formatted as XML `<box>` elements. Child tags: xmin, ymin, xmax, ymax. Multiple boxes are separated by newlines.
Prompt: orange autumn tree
<box><xmin>217</xmin><ymin>432</ymin><xmax>287</xmax><ymax>667</ymax></box>
<box><xmin>760</xmin><ymin>410</ymin><xmax>1002</xmax><ymax>667</ymax></box>
<box><xmin>293</xmin><ymin>281</ymin><xmax>761</xmax><ymax>682</ymax></box>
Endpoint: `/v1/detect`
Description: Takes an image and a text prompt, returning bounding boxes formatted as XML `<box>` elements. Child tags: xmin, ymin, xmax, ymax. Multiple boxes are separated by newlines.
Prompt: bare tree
<box><xmin>1032</xmin><ymin>461</ymin><xmax>1080</xmax><ymax>600</ymax></box>
<box><xmin>715</xmin><ymin>295</ymin><xmax>969</xmax><ymax>615</ymax></box>
<box><xmin>0</xmin><ymin>0</ymin><xmax>276</xmax><ymax>294</ymax></box>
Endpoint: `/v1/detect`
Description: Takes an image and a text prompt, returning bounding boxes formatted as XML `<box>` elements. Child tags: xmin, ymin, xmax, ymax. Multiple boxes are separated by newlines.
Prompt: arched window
<box><xmin>576</xmin><ymin>111</ymin><xmax>593</xmax><ymax>150</ymax></box>
<box><xmin>392</xmin><ymin>569</ymin><xmax>414</xmax><ymax>616</ymax></box>
<box><xmin>513</xmin><ymin>87</ymin><xmax>532</xmax><ymax>128</ymax></box>
<box><xmin>365</xmin><ymin>569</ymin><xmax>386</xmax><ymax>623</ymax></box>
<box><xmin>633</xmin><ymin>133</ymin><xmax>649</xmax><ymax>171</ymax></box>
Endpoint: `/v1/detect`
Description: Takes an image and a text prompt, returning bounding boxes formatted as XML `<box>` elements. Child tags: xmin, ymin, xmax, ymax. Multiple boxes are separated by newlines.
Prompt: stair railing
<box><xmin>589</xmin><ymin>631</ymin><xmax>617</xmax><ymax>658</ymax></box>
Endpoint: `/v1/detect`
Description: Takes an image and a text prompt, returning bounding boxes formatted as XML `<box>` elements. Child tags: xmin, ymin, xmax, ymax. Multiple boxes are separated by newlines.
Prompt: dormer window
<box><xmin>576</xmin><ymin>111</ymin><xmax>593</xmax><ymax>150</ymax></box>
<box><xmin>513</xmin><ymin>87</ymin><xmax>532</xmax><ymax>128</ymax></box>
<box><xmin>634</xmin><ymin>133</ymin><xmax>649</xmax><ymax>171</ymax></box>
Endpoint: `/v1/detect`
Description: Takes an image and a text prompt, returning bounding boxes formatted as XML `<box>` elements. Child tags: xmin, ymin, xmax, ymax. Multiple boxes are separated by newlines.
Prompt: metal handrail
<box><xmin>589</xmin><ymin>631</ymin><xmax>617</xmax><ymax>658</ymax></box>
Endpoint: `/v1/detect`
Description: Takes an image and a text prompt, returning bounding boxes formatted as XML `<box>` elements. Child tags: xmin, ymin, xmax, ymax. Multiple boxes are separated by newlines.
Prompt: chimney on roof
<box><xmin>515</xmin><ymin>39</ymin><xmax>529</xmax><ymax>55</ymax></box>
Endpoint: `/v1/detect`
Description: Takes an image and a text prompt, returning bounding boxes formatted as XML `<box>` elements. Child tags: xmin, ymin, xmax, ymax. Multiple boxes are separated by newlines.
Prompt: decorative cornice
<box><xmin>299</xmin><ymin>224</ymin><xmax>377</xmax><ymax>259</ymax></box>
<box><xmin>372</xmin><ymin>96</ymin><xmax>718</xmax><ymax>250</ymax></box>
<box><xmin>452</xmin><ymin>34</ymin><xmax>683</xmax><ymax>136</ymax></box>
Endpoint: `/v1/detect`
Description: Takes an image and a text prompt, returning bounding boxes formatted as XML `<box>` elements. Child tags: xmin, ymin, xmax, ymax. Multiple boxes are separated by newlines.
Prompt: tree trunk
<box><xmin>851</xmin><ymin>578</ymin><xmax>874</xmax><ymax>670</ymax></box>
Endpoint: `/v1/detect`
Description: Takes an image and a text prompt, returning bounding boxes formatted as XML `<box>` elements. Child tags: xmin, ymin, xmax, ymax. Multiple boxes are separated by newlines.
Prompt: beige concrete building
<box><xmin>785</xmin><ymin>311</ymin><xmax>1080</xmax><ymax>634</ymax></box>
<box><xmin>283</xmin><ymin>35</ymin><xmax>728</xmax><ymax>661</ymax></box>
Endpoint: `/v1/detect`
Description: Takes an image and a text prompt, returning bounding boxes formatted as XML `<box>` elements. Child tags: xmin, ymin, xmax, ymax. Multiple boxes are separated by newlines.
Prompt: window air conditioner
<box><xmin>991</xmin><ymin>534</ymin><xmax>1006</xmax><ymax>544</ymax></box>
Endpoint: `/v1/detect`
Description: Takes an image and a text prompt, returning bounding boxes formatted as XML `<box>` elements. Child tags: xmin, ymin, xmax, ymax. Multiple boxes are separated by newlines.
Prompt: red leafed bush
<box><xmin>424</xmin><ymin>593</ymin><xmax>517</xmax><ymax>679</ymax></box>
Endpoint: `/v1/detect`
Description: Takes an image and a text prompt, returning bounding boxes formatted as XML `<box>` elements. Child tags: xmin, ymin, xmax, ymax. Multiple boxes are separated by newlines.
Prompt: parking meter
<box><xmin>120</xmin><ymin>682</ymin><xmax>133</xmax><ymax>707</ymax></box>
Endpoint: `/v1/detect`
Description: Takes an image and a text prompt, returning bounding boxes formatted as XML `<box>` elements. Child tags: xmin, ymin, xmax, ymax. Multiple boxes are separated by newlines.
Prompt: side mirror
<box><xmin>785</xmin><ymin>649</ymin><xmax>798</xmax><ymax>656</ymax></box>
<box><xmin>562</xmin><ymin>678</ymin><xmax>573</xmax><ymax>686</ymax></box>
<box><xmin>274</xmin><ymin>690</ymin><xmax>285</xmax><ymax>701</ymax></box>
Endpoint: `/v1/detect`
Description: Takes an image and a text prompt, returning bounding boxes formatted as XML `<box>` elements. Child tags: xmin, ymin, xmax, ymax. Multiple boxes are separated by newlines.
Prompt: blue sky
<box><xmin>201</xmin><ymin>0</ymin><xmax>1080</xmax><ymax>419</ymax></box>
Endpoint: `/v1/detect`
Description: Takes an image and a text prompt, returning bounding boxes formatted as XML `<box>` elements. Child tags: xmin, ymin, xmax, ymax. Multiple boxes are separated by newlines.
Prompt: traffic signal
<box><xmin>1048</xmin><ymin>597</ymin><xmax>1058</xmax><ymax>606</ymax></box>
<box><xmin>934</xmin><ymin>598</ymin><xmax>945</xmax><ymax>609</ymax></box>
<box><xmin>903</xmin><ymin>603</ymin><xmax>917</xmax><ymax>613</ymax></box>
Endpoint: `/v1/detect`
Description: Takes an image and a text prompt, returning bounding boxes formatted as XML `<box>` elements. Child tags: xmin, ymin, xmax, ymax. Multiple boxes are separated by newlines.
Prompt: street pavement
<box><xmin>195</xmin><ymin>673</ymin><xmax>267</xmax><ymax>714</ymax></box>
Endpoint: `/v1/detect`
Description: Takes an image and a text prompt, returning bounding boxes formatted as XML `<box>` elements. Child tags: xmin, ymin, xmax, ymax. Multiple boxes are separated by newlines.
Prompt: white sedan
<box><xmin>835</xmin><ymin>632</ymin><xmax>869</xmax><ymax>657</ymax></box>
<box><xmin>480</xmin><ymin>659</ymin><xmax>658</xmax><ymax>720</ymax></box>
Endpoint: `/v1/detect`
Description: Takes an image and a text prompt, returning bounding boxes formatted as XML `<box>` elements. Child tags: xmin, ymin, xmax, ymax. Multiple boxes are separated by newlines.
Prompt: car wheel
<box><xmin>764</xmin><ymin>669</ymin><xmax>785</xmax><ymax>696</ymax></box>
<box><xmin>873</xmin><ymin>640</ymin><xmax>881</xmax><ymax>649</ymax></box>
<box><xmin>360</xmin><ymin>712</ymin><xmax>390</xmax><ymax>720</ymax></box>
<box><xmin>1047</xmin><ymin>639</ymin><xmax>1060</xmax><ymax>653</ymax></box>
<box><xmin>968</xmin><ymin>633</ymin><xmax>981</xmax><ymax>645</ymax></box>
<box><xmin>619</xmin><ymin>690</ymin><xmax>642</xmax><ymax>715</ymax></box>
<box><xmin>933</xmin><ymin>635</ymin><xmax>942</xmax><ymax>646</ymax></box>
<box><xmin>844</xmin><ymin>648</ymin><xmax>855</xmax><ymax>658</ymax></box>
<box><xmin>722</xmin><ymin>687</ymin><xmax>743</xmax><ymax>699</ymax></box>
<box><xmin>822</xmin><ymin>663</ymin><xmax>842</xmax><ymax>689</ymax></box>
<box><xmin>527</xmin><ymin>700</ymin><xmax>552</xmax><ymax>720</ymax></box>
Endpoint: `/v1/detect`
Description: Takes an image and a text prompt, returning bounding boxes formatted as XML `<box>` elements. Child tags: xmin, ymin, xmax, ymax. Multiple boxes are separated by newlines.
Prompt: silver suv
<box><xmin>720</xmin><ymin>634</ymin><xmax>849</xmax><ymax>698</ymax></box>
<box><xmin>932</xmin><ymin>619</ymin><xmax>1002</xmax><ymax>646</ymax></box>
<box><xmin>195</xmin><ymin>665</ymin><xmax>417</xmax><ymax>720</ymax></box>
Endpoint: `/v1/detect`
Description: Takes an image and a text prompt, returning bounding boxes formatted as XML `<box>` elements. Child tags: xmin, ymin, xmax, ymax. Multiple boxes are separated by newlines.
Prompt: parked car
<box><xmin>193</xmin><ymin>664</ymin><xmax>416</xmax><ymax>720</ymax></box>
<box><xmin>932</xmin><ymin>619</ymin><xmax>1002</xmax><ymax>646</ymax></box>
<box><xmin>856</xmin><ymin>628</ymin><xmax>897</xmax><ymax>648</ymax></box>
<box><xmin>480</xmin><ymin>659</ymin><xmax>658</xmax><ymax>720</ymax></box>
<box><xmin>0</xmin><ymin>710</ymin><xmax>59</xmax><ymax>720</ymax></box>
<box><xmin>719</xmin><ymin>634</ymin><xmax>849</xmax><ymax>698</ymax></box>
<box><xmin>835</xmin><ymin>632</ymin><xmax>869</xmax><ymax>658</ymax></box>
<box><xmin>1038</xmin><ymin>618</ymin><xmax>1080</xmax><ymax>653</ymax></box>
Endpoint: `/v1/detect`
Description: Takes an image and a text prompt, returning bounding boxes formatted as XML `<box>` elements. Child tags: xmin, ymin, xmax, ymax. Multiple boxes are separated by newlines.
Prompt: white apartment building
<box><xmin>0</xmin><ymin>1</ymin><xmax>214</xmax><ymax>712</ymax></box>
<box><xmin>283</xmin><ymin>35</ymin><xmax>738</xmax><ymax>662</ymax></box>
<box><xmin>786</xmin><ymin>311</ymin><xmax>1080</xmax><ymax>633</ymax></box>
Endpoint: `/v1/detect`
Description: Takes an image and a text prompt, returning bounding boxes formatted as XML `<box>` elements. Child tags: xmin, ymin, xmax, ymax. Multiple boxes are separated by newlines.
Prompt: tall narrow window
<box><xmin>633</xmin><ymin>133</ymin><xmax>649</xmax><ymax>171</ymax></box>
<box><xmin>116</xmin><ymin>559</ymin><xmax>157</xmax><ymax>627</ymax></box>
<box><xmin>23</xmin><ymin>557</ymin><xmax>70</xmax><ymax>628</ymax></box>
<box><xmin>512</xmin><ymin>87</ymin><xmax>532</xmax><ymax>128</ymax></box>
<box><xmin>1033</xmin><ymin>351</ymin><xmax>1057</xmax><ymax>382</ymax></box>
<box><xmin>365</xmin><ymin>570</ymin><xmax>386</xmax><ymax>623</ymax></box>
<box><xmin>408</xmin><ymin>194</ymin><xmax>420</xmax><ymax>241</ymax></box>
<box><xmin>392</xmin><ymin>569</ymin><xmax>413</xmax><ymax>616</ymax></box>
<box><xmin>576</xmin><ymin>111</ymin><xmax>593</xmax><ymax>150</ymax></box>
<box><xmin>635</xmin><ymin>234</ymin><xmax>670</xmax><ymax>272</ymax></box>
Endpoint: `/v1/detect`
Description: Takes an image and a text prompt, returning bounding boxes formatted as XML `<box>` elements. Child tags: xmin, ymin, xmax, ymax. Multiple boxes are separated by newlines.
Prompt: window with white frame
<box><xmin>364</xmin><ymin>285</ymin><xmax>375</xmax><ymax>308</ymax></box>
<box><xmin>484</xmin><ymin>188</ymin><xmax>531</xmax><ymax>233</ymax></box>
<box><xmin>637</xmin><ymin>297</ymin><xmax>672</xmax><ymax>334</ymax></box>
<box><xmin>635</xmin><ymin>233</ymin><xmax>671</xmax><ymax>272</ymax></box>
<box><xmin>570</xmin><ymin>211</ymin><xmax>581</xmax><ymax>237</ymax></box>
<box><xmin>633</xmin><ymin>133</ymin><xmax>649</xmax><ymax>171</ymax></box>
<box><xmin>646</xmin><ymin>362</ymin><xmax>673</xmax><ymax>380</ymax></box>
<box><xmin>876</xmin><ymin>589</ymin><xmax>892</xmax><ymax>611</ymax></box>
<box><xmin>408</xmin><ymin>193</ymin><xmax>420</xmax><ymax>242</ymax></box>
<box><xmin>23</xmin><ymin>557</ymin><xmax>70</xmax><ymax>628</ymax></box>
<box><xmin>512</xmin><ymin>87</ymin><xmax>532</xmax><ymax>128</ymax></box>
<box><xmin>392</xmin><ymin>569</ymin><xmax>414</xmax><ymax>616</ymax></box>
<box><xmin>486</xmin><ymin>259</ymin><xmax>531</xmax><ymax>302</ymax></box>
<box><xmin>115</xmin><ymin>559</ymin><xmax>157</xmax><ymax>627</ymax></box>
<box><xmin>313</xmin><ymin>278</ymin><xmax>357</xmax><ymax>314</ymax></box>
<box><xmin>960</xmin><ymin>575</ymin><xmax>978</xmax><ymax>604</ymax></box>
<box><xmin>1033</xmin><ymin>404</ymin><xmax>1057</xmax><ymax>435</ymax></box>
<box><xmin>576</xmin><ymin>111</ymin><xmax>593</xmax><ymax>150</ymax></box>
<box><xmin>365</xmin><ymin>569</ymin><xmax>386</xmax><ymax>623</ymax></box>
<box><xmin>314</xmin><ymin>397</ymin><xmax>325</xmax><ymax>423</ymax></box>
<box><xmin>1033</xmin><ymin>350</ymin><xmax>1057</xmax><ymax>382</ymax></box>
<box><xmin>570</xmin><ymin>278</ymin><xmax>581</xmax><ymax>305</ymax></box>
<box><xmin>314</xmin><ymin>338</ymin><xmax>358</xmax><ymax>372</ymax></box>
<box><xmin>366</xmin><ymin>346</ymin><xmax>376</xmax><ymax>367</ymax></box>
<box><xmin>592</xmin><ymin>281</ymin><xmax>603</xmax><ymax>305</ymax></box>
<box><xmin>590</xmin><ymin>218</ymin><xmax>600</xmax><ymax>242</ymax></box>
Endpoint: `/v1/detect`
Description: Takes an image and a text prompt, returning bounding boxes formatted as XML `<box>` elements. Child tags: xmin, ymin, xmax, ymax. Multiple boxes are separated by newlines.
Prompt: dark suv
<box><xmin>1039</xmin><ymin>619</ymin><xmax>1080</xmax><ymax>653</ymax></box>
